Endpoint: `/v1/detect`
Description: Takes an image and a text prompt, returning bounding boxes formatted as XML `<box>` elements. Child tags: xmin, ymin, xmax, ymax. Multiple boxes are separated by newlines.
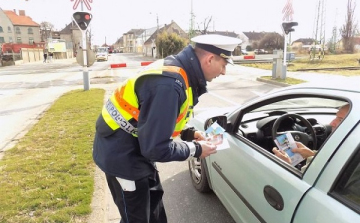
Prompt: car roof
<box><xmin>283</xmin><ymin>79</ymin><xmax>360</xmax><ymax>93</ymax></box>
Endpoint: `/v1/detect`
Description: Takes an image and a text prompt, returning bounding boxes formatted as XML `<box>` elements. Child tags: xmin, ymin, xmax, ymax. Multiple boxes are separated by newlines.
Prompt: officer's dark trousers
<box><xmin>106</xmin><ymin>172</ymin><xmax>167</xmax><ymax>223</ymax></box>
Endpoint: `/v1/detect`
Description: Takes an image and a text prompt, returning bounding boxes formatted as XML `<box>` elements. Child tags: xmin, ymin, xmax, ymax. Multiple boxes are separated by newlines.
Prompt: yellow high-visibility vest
<box><xmin>101</xmin><ymin>60</ymin><xmax>193</xmax><ymax>138</ymax></box>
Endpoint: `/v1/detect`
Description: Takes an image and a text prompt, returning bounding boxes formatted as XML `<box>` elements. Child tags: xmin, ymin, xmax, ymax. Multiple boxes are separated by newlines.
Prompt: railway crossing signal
<box><xmin>72</xmin><ymin>12</ymin><xmax>92</xmax><ymax>31</ymax></box>
<box><xmin>282</xmin><ymin>22</ymin><xmax>298</xmax><ymax>35</ymax></box>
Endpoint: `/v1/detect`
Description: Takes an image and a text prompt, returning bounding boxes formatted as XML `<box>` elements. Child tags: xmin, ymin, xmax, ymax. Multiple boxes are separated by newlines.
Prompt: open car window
<box><xmin>237</xmin><ymin>95</ymin><xmax>349</xmax><ymax>173</ymax></box>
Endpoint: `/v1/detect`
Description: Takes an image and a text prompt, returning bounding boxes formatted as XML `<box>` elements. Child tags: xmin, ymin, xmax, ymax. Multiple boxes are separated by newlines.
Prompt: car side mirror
<box><xmin>204</xmin><ymin>115</ymin><xmax>227</xmax><ymax>131</ymax></box>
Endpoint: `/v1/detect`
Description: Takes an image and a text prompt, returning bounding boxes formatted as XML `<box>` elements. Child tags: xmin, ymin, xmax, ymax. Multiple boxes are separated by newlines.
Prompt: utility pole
<box><xmin>311</xmin><ymin>0</ymin><xmax>326</xmax><ymax>60</ymax></box>
<box><xmin>189</xmin><ymin>0</ymin><xmax>195</xmax><ymax>40</ymax></box>
<box><xmin>156</xmin><ymin>14</ymin><xmax>159</xmax><ymax>32</ymax></box>
<box><xmin>331</xmin><ymin>8</ymin><xmax>338</xmax><ymax>53</ymax></box>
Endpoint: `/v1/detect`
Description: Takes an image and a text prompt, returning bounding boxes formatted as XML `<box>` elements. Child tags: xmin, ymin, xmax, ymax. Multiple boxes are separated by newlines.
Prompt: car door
<box><xmin>208</xmin><ymin>131</ymin><xmax>312</xmax><ymax>223</ymax></box>
<box><xmin>293</xmin><ymin>122</ymin><xmax>360</xmax><ymax>223</ymax></box>
<box><xmin>206</xmin><ymin>91</ymin><xmax>355</xmax><ymax>223</ymax></box>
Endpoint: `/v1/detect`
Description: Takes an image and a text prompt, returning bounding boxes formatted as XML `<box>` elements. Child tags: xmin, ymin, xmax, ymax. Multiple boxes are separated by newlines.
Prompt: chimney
<box><xmin>13</xmin><ymin>9</ymin><xmax>16</xmax><ymax>14</ymax></box>
<box><xmin>19</xmin><ymin>10</ymin><xmax>26</xmax><ymax>16</ymax></box>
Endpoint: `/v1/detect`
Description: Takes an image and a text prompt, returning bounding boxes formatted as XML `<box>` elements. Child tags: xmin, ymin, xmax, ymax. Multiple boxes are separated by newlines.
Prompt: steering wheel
<box><xmin>272</xmin><ymin>113</ymin><xmax>317</xmax><ymax>150</ymax></box>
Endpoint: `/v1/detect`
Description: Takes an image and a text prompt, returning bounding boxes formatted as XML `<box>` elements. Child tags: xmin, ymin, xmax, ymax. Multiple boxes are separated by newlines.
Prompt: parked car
<box><xmin>187</xmin><ymin>81</ymin><xmax>360</xmax><ymax>223</ymax></box>
<box><xmin>254</xmin><ymin>49</ymin><xmax>268</xmax><ymax>54</ymax></box>
<box><xmin>241</xmin><ymin>49</ymin><xmax>248</xmax><ymax>55</ymax></box>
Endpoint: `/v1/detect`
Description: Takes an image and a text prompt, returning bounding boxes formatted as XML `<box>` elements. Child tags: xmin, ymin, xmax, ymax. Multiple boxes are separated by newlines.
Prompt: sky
<box><xmin>1</xmin><ymin>0</ymin><xmax>359</xmax><ymax>46</ymax></box>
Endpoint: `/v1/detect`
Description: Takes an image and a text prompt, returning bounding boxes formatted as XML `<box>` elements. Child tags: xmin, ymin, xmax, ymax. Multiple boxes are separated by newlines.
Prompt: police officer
<box><xmin>93</xmin><ymin>34</ymin><xmax>241</xmax><ymax>223</ymax></box>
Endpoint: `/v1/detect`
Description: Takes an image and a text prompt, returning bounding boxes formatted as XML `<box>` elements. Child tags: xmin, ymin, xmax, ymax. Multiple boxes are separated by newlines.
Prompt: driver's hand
<box><xmin>272</xmin><ymin>147</ymin><xmax>292</xmax><ymax>164</ymax></box>
<box><xmin>292</xmin><ymin>142</ymin><xmax>315</xmax><ymax>159</ymax></box>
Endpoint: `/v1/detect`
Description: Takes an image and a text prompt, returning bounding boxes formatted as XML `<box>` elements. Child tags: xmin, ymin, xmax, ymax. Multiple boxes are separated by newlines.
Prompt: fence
<box><xmin>1</xmin><ymin>48</ymin><xmax>75</xmax><ymax>66</ymax></box>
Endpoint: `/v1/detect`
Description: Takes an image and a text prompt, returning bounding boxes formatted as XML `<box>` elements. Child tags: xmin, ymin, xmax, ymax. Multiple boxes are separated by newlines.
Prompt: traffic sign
<box><xmin>71</xmin><ymin>0</ymin><xmax>92</xmax><ymax>11</ymax></box>
<box><xmin>76</xmin><ymin>48</ymin><xmax>96</xmax><ymax>67</ymax></box>
<box><xmin>282</xmin><ymin>0</ymin><xmax>294</xmax><ymax>21</ymax></box>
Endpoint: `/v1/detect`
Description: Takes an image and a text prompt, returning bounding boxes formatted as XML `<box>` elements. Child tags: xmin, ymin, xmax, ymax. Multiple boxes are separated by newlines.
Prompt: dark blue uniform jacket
<box><xmin>93</xmin><ymin>45</ymin><xmax>208</xmax><ymax>180</ymax></box>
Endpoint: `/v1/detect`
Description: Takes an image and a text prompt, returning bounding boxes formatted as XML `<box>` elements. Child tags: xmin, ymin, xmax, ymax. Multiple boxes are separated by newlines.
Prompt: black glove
<box><xmin>180</xmin><ymin>127</ymin><xmax>196</xmax><ymax>142</ymax></box>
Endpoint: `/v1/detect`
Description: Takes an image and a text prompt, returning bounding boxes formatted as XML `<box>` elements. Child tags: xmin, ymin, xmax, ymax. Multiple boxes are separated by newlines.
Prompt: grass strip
<box><xmin>241</xmin><ymin>53</ymin><xmax>360</xmax><ymax>76</ymax></box>
<box><xmin>260</xmin><ymin>76</ymin><xmax>306</xmax><ymax>85</ymax></box>
<box><xmin>0</xmin><ymin>88</ymin><xmax>105</xmax><ymax>223</ymax></box>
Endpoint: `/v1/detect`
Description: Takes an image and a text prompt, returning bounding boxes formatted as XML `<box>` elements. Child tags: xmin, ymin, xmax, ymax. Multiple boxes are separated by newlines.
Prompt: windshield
<box><xmin>252</xmin><ymin>97</ymin><xmax>347</xmax><ymax>112</ymax></box>
<box><xmin>97</xmin><ymin>48</ymin><xmax>108</xmax><ymax>53</ymax></box>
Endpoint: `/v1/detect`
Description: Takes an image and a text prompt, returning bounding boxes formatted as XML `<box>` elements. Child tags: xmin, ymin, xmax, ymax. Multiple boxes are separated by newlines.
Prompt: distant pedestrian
<box><xmin>43</xmin><ymin>52</ymin><xmax>48</xmax><ymax>63</ymax></box>
<box><xmin>48</xmin><ymin>52</ymin><xmax>53</xmax><ymax>63</ymax></box>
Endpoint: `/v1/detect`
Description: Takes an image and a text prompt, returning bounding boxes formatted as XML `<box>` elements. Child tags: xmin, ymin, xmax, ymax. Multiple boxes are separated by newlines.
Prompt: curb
<box><xmin>256</xmin><ymin>77</ymin><xmax>291</xmax><ymax>87</ymax></box>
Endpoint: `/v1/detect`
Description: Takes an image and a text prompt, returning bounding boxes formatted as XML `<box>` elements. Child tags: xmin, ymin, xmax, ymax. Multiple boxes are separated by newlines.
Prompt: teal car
<box><xmin>188</xmin><ymin>82</ymin><xmax>360</xmax><ymax>223</ymax></box>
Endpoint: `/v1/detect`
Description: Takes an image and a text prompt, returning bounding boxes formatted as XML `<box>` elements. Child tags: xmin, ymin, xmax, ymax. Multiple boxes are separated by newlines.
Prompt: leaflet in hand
<box><xmin>205</xmin><ymin>121</ymin><xmax>229</xmax><ymax>150</ymax></box>
<box><xmin>274</xmin><ymin>132</ymin><xmax>304</xmax><ymax>166</ymax></box>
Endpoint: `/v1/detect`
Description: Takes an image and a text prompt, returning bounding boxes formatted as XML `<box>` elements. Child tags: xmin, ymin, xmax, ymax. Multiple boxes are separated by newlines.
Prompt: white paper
<box><xmin>116</xmin><ymin>177</ymin><xmax>136</xmax><ymax>191</ymax></box>
<box><xmin>274</xmin><ymin>132</ymin><xmax>304</xmax><ymax>166</ymax></box>
<box><xmin>205</xmin><ymin>122</ymin><xmax>230</xmax><ymax>150</ymax></box>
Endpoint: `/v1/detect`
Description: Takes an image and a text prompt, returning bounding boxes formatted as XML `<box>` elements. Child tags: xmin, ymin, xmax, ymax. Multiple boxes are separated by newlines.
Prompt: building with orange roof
<box><xmin>0</xmin><ymin>8</ymin><xmax>41</xmax><ymax>46</ymax></box>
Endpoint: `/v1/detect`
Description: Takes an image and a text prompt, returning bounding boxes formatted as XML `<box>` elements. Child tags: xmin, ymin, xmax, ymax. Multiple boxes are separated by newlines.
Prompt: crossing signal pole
<box><xmin>281</xmin><ymin>0</ymin><xmax>297</xmax><ymax>79</ymax></box>
<box><xmin>72</xmin><ymin>11</ymin><xmax>92</xmax><ymax>90</ymax></box>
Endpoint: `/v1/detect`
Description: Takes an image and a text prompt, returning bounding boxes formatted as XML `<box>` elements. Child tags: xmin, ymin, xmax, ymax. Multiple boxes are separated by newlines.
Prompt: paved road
<box><xmin>0</xmin><ymin>55</ymin><xmax>280</xmax><ymax>223</ymax></box>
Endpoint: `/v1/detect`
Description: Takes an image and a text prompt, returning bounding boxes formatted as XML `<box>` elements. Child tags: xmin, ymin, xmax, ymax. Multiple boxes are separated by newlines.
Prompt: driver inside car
<box><xmin>272</xmin><ymin>103</ymin><xmax>350</xmax><ymax>172</ymax></box>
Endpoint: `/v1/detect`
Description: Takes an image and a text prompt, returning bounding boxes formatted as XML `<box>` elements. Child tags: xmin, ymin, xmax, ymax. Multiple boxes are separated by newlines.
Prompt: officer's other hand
<box><xmin>194</xmin><ymin>131</ymin><xmax>207</xmax><ymax>141</ymax></box>
<box><xmin>198</xmin><ymin>141</ymin><xmax>217</xmax><ymax>158</ymax></box>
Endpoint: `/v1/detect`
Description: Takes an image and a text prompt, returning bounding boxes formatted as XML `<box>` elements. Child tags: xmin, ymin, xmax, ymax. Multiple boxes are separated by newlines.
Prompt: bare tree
<box><xmin>340</xmin><ymin>0</ymin><xmax>358</xmax><ymax>53</ymax></box>
<box><xmin>40</xmin><ymin>21</ymin><xmax>54</xmax><ymax>42</ymax></box>
<box><xmin>197</xmin><ymin>16</ymin><xmax>212</xmax><ymax>34</ymax></box>
<box><xmin>258</xmin><ymin>33</ymin><xmax>284</xmax><ymax>52</ymax></box>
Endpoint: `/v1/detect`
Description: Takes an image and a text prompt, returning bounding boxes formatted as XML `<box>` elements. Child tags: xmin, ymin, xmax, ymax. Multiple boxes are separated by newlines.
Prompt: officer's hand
<box><xmin>198</xmin><ymin>141</ymin><xmax>217</xmax><ymax>158</ymax></box>
<box><xmin>194</xmin><ymin>131</ymin><xmax>206</xmax><ymax>141</ymax></box>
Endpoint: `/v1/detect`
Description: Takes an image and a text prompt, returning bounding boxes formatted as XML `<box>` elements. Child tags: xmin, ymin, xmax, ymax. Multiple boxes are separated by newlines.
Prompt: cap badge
<box><xmin>220</xmin><ymin>53</ymin><xmax>231</xmax><ymax>59</ymax></box>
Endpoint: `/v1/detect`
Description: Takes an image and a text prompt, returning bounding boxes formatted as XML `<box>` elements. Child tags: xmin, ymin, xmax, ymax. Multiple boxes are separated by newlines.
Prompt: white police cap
<box><xmin>191</xmin><ymin>34</ymin><xmax>242</xmax><ymax>64</ymax></box>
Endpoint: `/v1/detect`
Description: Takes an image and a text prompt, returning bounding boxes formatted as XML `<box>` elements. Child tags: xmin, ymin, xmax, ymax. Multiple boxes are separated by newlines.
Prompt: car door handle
<box><xmin>263</xmin><ymin>185</ymin><xmax>284</xmax><ymax>211</ymax></box>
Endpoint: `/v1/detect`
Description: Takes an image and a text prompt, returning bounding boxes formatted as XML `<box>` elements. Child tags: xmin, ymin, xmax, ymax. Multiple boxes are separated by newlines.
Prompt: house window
<box><xmin>0</xmin><ymin>37</ymin><xmax>4</xmax><ymax>43</ymax></box>
<box><xmin>28</xmin><ymin>28</ymin><xmax>33</xmax><ymax>34</ymax></box>
<box><xmin>9</xmin><ymin>37</ymin><xmax>13</xmax><ymax>43</ymax></box>
<box><xmin>16</xmin><ymin>37</ymin><xmax>22</xmax><ymax>43</ymax></box>
<box><xmin>29</xmin><ymin>37</ymin><xmax>34</xmax><ymax>44</ymax></box>
<box><xmin>0</xmin><ymin>26</ymin><xmax>3</xmax><ymax>32</ymax></box>
<box><xmin>16</xmin><ymin>27</ymin><xmax>21</xmax><ymax>34</ymax></box>
<box><xmin>8</xmin><ymin>26</ymin><xmax>12</xmax><ymax>33</ymax></box>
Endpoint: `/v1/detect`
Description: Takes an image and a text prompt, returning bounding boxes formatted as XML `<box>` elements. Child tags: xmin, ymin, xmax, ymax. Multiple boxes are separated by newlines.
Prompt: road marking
<box><xmin>250</xmin><ymin>90</ymin><xmax>264</xmax><ymax>96</ymax></box>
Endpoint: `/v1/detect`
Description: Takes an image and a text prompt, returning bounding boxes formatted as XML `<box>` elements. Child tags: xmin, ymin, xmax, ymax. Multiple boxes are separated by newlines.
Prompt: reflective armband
<box><xmin>185</xmin><ymin>141</ymin><xmax>196</xmax><ymax>158</ymax></box>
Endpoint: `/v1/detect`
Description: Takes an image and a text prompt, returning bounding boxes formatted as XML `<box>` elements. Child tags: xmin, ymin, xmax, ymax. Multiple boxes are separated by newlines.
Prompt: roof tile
<box><xmin>4</xmin><ymin>10</ymin><xmax>39</xmax><ymax>27</ymax></box>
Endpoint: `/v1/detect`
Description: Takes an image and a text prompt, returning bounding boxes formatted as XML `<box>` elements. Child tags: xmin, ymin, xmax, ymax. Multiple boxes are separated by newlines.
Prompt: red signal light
<box><xmin>85</xmin><ymin>14</ymin><xmax>90</xmax><ymax>20</ymax></box>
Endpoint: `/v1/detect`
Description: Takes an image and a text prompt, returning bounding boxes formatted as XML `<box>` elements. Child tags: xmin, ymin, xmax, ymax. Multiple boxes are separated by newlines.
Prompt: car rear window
<box><xmin>331</xmin><ymin>145</ymin><xmax>360</xmax><ymax>214</ymax></box>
